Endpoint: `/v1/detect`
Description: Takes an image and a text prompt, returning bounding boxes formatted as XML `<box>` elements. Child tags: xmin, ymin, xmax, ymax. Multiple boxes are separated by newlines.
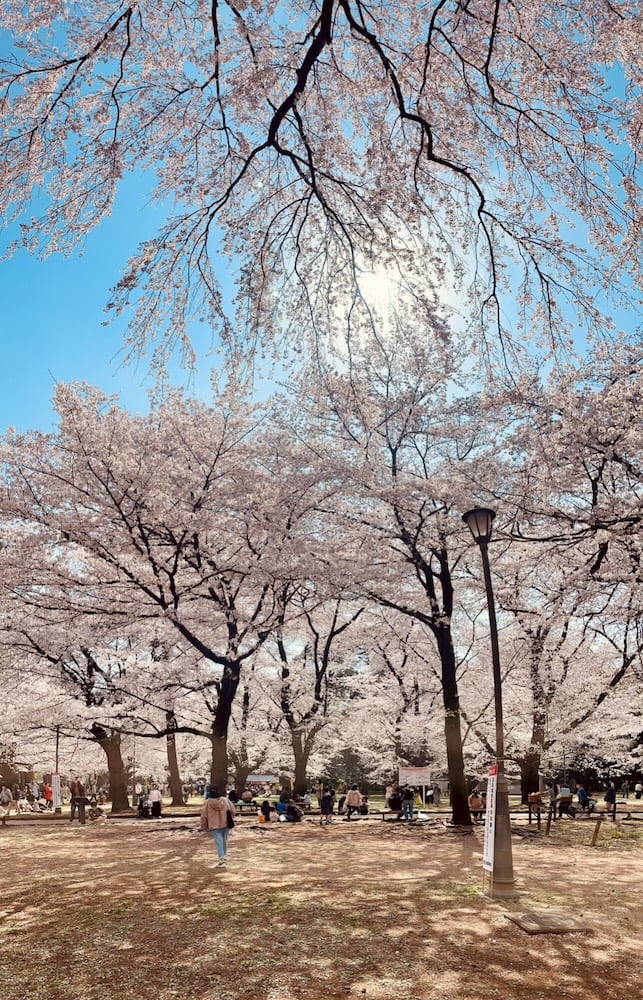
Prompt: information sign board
<box><xmin>482</xmin><ymin>765</ymin><xmax>497</xmax><ymax>873</ymax></box>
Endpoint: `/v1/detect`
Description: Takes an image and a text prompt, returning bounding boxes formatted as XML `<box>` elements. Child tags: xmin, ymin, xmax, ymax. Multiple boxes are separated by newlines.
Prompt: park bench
<box><xmin>233</xmin><ymin>800</ymin><xmax>259</xmax><ymax>813</ymax></box>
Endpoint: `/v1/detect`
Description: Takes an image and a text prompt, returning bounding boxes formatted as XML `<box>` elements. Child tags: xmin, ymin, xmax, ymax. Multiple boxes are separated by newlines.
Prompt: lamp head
<box><xmin>462</xmin><ymin>507</ymin><xmax>496</xmax><ymax>543</ymax></box>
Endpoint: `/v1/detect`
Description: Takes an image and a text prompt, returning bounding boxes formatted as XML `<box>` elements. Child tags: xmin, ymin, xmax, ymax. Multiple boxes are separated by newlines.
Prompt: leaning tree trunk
<box><xmin>208</xmin><ymin>663</ymin><xmax>241</xmax><ymax>790</ymax></box>
<box><xmin>436</xmin><ymin>626</ymin><xmax>471</xmax><ymax>826</ymax></box>
<box><xmin>165</xmin><ymin>710</ymin><xmax>184</xmax><ymax>806</ymax></box>
<box><xmin>92</xmin><ymin>725</ymin><xmax>130</xmax><ymax>812</ymax></box>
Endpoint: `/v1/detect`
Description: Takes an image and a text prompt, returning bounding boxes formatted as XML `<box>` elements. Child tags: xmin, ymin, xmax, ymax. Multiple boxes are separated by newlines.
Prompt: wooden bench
<box><xmin>233</xmin><ymin>800</ymin><xmax>259</xmax><ymax>813</ymax></box>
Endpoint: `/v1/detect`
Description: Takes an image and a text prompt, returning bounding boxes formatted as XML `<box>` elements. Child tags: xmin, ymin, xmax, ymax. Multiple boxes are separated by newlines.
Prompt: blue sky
<box><xmin>0</xmin><ymin>174</ymin><xmax>219</xmax><ymax>436</ymax></box>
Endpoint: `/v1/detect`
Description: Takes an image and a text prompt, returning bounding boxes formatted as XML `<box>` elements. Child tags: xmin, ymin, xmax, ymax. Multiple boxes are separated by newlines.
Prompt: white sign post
<box><xmin>52</xmin><ymin>772</ymin><xmax>62</xmax><ymax>814</ymax></box>
<box><xmin>398</xmin><ymin>766</ymin><xmax>432</xmax><ymax>805</ymax></box>
<box><xmin>482</xmin><ymin>765</ymin><xmax>498</xmax><ymax>888</ymax></box>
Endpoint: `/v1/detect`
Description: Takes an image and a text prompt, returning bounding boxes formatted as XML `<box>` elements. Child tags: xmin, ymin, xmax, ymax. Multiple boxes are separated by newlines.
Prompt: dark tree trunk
<box><xmin>292</xmin><ymin>728</ymin><xmax>311</xmax><ymax>796</ymax></box>
<box><xmin>435</xmin><ymin>626</ymin><xmax>471</xmax><ymax>826</ymax></box>
<box><xmin>232</xmin><ymin>764</ymin><xmax>252</xmax><ymax>793</ymax></box>
<box><xmin>519</xmin><ymin>750</ymin><xmax>541</xmax><ymax>804</ymax></box>
<box><xmin>208</xmin><ymin>661</ymin><xmax>242</xmax><ymax>790</ymax></box>
<box><xmin>165</xmin><ymin>710</ymin><xmax>184</xmax><ymax>806</ymax></box>
<box><xmin>92</xmin><ymin>726</ymin><xmax>130</xmax><ymax>812</ymax></box>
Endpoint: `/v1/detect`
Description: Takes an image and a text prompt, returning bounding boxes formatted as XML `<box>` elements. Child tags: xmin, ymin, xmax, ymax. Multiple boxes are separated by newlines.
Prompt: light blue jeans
<box><xmin>211</xmin><ymin>827</ymin><xmax>229</xmax><ymax>859</ymax></box>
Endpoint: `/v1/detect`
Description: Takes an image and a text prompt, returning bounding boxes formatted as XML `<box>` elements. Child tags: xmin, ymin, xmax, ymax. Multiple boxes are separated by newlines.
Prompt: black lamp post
<box><xmin>462</xmin><ymin>507</ymin><xmax>517</xmax><ymax>899</ymax></box>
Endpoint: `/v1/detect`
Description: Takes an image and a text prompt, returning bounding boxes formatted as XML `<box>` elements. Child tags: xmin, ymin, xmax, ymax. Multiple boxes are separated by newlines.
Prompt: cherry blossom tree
<box><xmin>0</xmin><ymin>383</ymin><xmax>297</xmax><ymax>788</ymax></box>
<box><xmin>458</xmin><ymin>341</ymin><xmax>643</xmax><ymax>792</ymax></box>
<box><xmin>264</xmin><ymin>590</ymin><xmax>365</xmax><ymax>794</ymax></box>
<box><xmin>0</xmin><ymin>624</ymin><xmax>133</xmax><ymax>810</ymax></box>
<box><xmin>0</xmin><ymin>380</ymin><xmax>347</xmax><ymax>789</ymax></box>
<box><xmin>347</xmin><ymin>611</ymin><xmax>444</xmax><ymax>771</ymax></box>
<box><xmin>283</xmin><ymin>330</ymin><xmax>499</xmax><ymax>824</ymax></box>
<box><xmin>1</xmin><ymin>2</ymin><xmax>639</xmax><ymax>367</ymax></box>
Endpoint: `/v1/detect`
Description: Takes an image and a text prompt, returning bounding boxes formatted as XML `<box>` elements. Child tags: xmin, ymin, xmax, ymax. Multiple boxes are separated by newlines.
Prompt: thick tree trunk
<box><xmin>208</xmin><ymin>661</ymin><xmax>241</xmax><ymax>790</ymax></box>
<box><xmin>209</xmin><ymin>733</ymin><xmax>228</xmax><ymax>791</ymax></box>
<box><xmin>232</xmin><ymin>764</ymin><xmax>252</xmax><ymax>793</ymax></box>
<box><xmin>92</xmin><ymin>727</ymin><xmax>130</xmax><ymax>812</ymax></box>
<box><xmin>519</xmin><ymin>750</ymin><xmax>541</xmax><ymax>804</ymax></box>
<box><xmin>165</xmin><ymin>711</ymin><xmax>184</xmax><ymax>806</ymax></box>
<box><xmin>292</xmin><ymin>728</ymin><xmax>311</xmax><ymax>796</ymax></box>
<box><xmin>436</xmin><ymin>626</ymin><xmax>471</xmax><ymax>826</ymax></box>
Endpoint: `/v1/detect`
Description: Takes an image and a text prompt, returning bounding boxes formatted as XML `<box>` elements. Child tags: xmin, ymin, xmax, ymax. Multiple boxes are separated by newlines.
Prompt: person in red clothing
<box><xmin>42</xmin><ymin>782</ymin><xmax>53</xmax><ymax>810</ymax></box>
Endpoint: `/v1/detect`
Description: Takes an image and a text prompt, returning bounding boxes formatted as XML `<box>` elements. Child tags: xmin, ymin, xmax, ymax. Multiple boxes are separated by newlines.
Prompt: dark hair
<box><xmin>210</xmin><ymin>785</ymin><xmax>220</xmax><ymax>798</ymax></box>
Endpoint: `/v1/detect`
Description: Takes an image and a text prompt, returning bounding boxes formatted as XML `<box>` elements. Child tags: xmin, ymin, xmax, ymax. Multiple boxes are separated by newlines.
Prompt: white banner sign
<box><xmin>52</xmin><ymin>772</ymin><xmax>62</xmax><ymax>811</ymax></box>
<box><xmin>398</xmin><ymin>766</ymin><xmax>432</xmax><ymax>786</ymax></box>
<box><xmin>482</xmin><ymin>766</ymin><xmax>498</xmax><ymax>873</ymax></box>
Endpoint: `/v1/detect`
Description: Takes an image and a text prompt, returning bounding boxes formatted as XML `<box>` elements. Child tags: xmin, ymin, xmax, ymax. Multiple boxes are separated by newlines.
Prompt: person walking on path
<box><xmin>0</xmin><ymin>785</ymin><xmax>15</xmax><ymax>816</ymax></box>
<box><xmin>69</xmin><ymin>777</ymin><xmax>87</xmax><ymax>824</ymax></box>
<box><xmin>42</xmin><ymin>781</ymin><xmax>53</xmax><ymax>810</ymax></box>
<box><xmin>320</xmin><ymin>788</ymin><xmax>334</xmax><ymax>825</ymax></box>
<box><xmin>200</xmin><ymin>786</ymin><xmax>235</xmax><ymax>867</ymax></box>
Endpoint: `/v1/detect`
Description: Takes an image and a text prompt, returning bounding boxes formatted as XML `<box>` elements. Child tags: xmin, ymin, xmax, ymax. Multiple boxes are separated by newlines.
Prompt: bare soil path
<box><xmin>1</xmin><ymin>815</ymin><xmax>641</xmax><ymax>999</ymax></box>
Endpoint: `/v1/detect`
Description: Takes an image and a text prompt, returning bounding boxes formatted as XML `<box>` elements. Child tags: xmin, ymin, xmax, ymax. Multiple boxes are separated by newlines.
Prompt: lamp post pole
<box><xmin>463</xmin><ymin>507</ymin><xmax>517</xmax><ymax>900</ymax></box>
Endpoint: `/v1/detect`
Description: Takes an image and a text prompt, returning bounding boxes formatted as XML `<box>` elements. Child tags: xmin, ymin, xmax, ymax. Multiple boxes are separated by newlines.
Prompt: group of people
<box><xmin>0</xmin><ymin>780</ymin><xmax>54</xmax><ymax>816</ymax></box>
<box><xmin>622</xmin><ymin>780</ymin><xmax>643</xmax><ymax>799</ymax></box>
<box><xmin>383</xmin><ymin>785</ymin><xmax>420</xmax><ymax>820</ymax></box>
<box><xmin>135</xmin><ymin>782</ymin><xmax>164</xmax><ymax>818</ymax></box>
<box><xmin>545</xmin><ymin>778</ymin><xmax>641</xmax><ymax>819</ymax></box>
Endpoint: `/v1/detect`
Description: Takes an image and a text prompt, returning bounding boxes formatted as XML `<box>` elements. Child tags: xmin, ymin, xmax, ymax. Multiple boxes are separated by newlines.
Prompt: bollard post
<box><xmin>590</xmin><ymin>814</ymin><xmax>604</xmax><ymax>846</ymax></box>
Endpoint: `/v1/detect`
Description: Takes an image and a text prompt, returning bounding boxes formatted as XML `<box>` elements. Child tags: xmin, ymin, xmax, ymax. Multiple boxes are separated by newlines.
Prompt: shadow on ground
<box><xmin>1</xmin><ymin>816</ymin><xmax>641</xmax><ymax>999</ymax></box>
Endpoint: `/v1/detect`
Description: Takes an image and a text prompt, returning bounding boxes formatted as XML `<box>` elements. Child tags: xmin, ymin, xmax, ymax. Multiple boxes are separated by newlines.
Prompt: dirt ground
<box><xmin>1</xmin><ymin>812</ymin><xmax>641</xmax><ymax>1000</ymax></box>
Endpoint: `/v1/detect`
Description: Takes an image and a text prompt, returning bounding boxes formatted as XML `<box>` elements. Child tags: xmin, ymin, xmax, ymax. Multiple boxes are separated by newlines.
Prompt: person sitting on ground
<box><xmin>260</xmin><ymin>799</ymin><xmax>272</xmax><ymax>822</ymax></box>
<box><xmin>17</xmin><ymin>791</ymin><xmax>33</xmax><ymax>813</ymax></box>
<box><xmin>275</xmin><ymin>799</ymin><xmax>288</xmax><ymax>816</ymax></box>
<box><xmin>468</xmin><ymin>790</ymin><xmax>484</xmax><ymax>820</ymax></box>
<box><xmin>241</xmin><ymin>788</ymin><xmax>253</xmax><ymax>803</ymax></box>
<box><xmin>285</xmin><ymin>801</ymin><xmax>303</xmax><ymax>822</ymax></box>
<box><xmin>337</xmin><ymin>794</ymin><xmax>346</xmax><ymax>815</ymax></box>
<box><xmin>345</xmin><ymin>784</ymin><xmax>363</xmax><ymax>819</ymax></box>
<box><xmin>359</xmin><ymin>795</ymin><xmax>369</xmax><ymax>816</ymax></box>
